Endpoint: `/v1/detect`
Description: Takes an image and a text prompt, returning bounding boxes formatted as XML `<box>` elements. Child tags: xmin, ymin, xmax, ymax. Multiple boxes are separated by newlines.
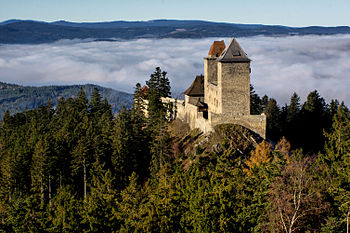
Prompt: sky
<box><xmin>0</xmin><ymin>0</ymin><xmax>349</xmax><ymax>27</ymax></box>
<box><xmin>1</xmin><ymin>35</ymin><xmax>350</xmax><ymax>106</ymax></box>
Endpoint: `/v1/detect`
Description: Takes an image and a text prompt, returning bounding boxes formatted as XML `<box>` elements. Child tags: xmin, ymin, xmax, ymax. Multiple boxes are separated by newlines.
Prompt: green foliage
<box><xmin>0</xmin><ymin>75</ymin><xmax>348</xmax><ymax>232</ymax></box>
<box><xmin>47</xmin><ymin>186</ymin><xmax>82</xmax><ymax>232</ymax></box>
<box><xmin>146</xmin><ymin>67</ymin><xmax>171</xmax><ymax>124</ymax></box>
<box><xmin>250</xmin><ymin>89</ymin><xmax>335</xmax><ymax>153</ymax></box>
<box><xmin>81</xmin><ymin>163</ymin><xmax>117</xmax><ymax>232</ymax></box>
<box><xmin>250</xmin><ymin>85</ymin><xmax>263</xmax><ymax>114</ymax></box>
<box><xmin>319</xmin><ymin>103</ymin><xmax>350</xmax><ymax>232</ymax></box>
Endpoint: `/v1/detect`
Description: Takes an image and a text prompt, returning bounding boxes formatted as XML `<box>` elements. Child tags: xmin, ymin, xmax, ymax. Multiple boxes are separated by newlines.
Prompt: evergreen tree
<box><xmin>250</xmin><ymin>85</ymin><xmax>263</xmax><ymax>114</ymax></box>
<box><xmin>114</xmin><ymin>172</ymin><xmax>145</xmax><ymax>232</ymax></box>
<box><xmin>299</xmin><ymin>90</ymin><xmax>330</xmax><ymax>152</ymax></box>
<box><xmin>71</xmin><ymin>116</ymin><xmax>93</xmax><ymax>199</ymax></box>
<box><xmin>149</xmin><ymin>124</ymin><xmax>172</xmax><ymax>176</ymax></box>
<box><xmin>285</xmin><ymin>92</ymin><xmax>301</xmax><ymax>147</ymax></box>
<box><xmin>112</xmin><ymin>106</ymin><xmax>149</xmax><ymax>187</ymax></box>
<box><xmin>47</xmin><ymin>186</ymin><xmax>82</xmax><ymax>232</ymax></box>
<box><xmin>329</xmin><ymin>99</ymin><xmax>340</xmax><ymax>118</ymax></box>
<box><xmin>320</xmin><ymin>103</ymin><xmax>350</xmax><ymax>232</ymax></box>
<box><xmin>146</xmin><ymin>67</ymin><xmax>171</xmax><ymax>124</ymax></box>
<box><xmin>265</xmin><ymin>98</ymin><xmax>281</xmax><ymax>141</ymax></box>
<box><xmin>286</xmin><ymin>92</ymin><xmax>301</xmax><ymax>123</ymax></box>
<box><xmin>81</xmin><ymin>162</ymin><xmax>117</xmax><ymax>232</ymax></box>
<box><xmin>31</xmin><ymin>137</ymin><xmax>51</xmax><ymax>206</ymax></box>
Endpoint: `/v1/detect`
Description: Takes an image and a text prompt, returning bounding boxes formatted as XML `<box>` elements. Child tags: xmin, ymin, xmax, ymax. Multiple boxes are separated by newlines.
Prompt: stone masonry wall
<box><xmin>204</xmin><ymin>58</ymin><xmax>218</xmax><ymax>110</ymax></box>
<box><xmin>210</xmin><ymin>112</ymin><xmax>266</xmax><ymax>138</ymax></box>
<box><xmin>204</xmin><ymin>58</ymin><xmax>218</xmax><ymax>86</ymax></box>
<box><xmin>162</xmin><ymin>98</ymin><xmax>266</xmax><ymax>139</ymax></box>
<box><xmin>218</xmin><ymin>62</ymin><xmax>250</xmax><ymax>115</ymax></box>
<box><xmin>205</xmin><ymin>82</ymin><xmax>221</xmax><ymax>114</ymax></box>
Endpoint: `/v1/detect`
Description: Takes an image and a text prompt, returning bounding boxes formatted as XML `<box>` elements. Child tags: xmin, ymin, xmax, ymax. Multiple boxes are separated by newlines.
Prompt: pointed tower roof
<box><xmin>183</xmin><ymin>75</ymin><xmax>204</xmax><ymax>97</ymax></box>
<box><xmin>208</xmin><ymin>40</ymin><xmax>226</xmax><ymax>58</ymax></box>
<box><xmin>217</xmin><ymin>38</ymin><xmax>251</xmax><ymax>62</ymax></box>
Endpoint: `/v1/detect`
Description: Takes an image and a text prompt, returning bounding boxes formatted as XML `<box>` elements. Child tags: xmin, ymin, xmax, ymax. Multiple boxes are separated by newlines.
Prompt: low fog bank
<box><xmin>0</xmin><ymin>35</ymin><xmax>349</xmax><ymax>105</ymax></box>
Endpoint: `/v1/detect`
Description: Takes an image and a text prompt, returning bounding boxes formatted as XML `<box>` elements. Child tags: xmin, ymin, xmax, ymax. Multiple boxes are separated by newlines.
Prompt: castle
<box><xmin>164</xmin><ymin>38</ymin><xmax>266</xmax><ymax>138</ymax></box>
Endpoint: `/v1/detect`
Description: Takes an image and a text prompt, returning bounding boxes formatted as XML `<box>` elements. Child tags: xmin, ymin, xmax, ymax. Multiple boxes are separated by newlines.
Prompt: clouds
<box><xmin>0</xmin><ymin>35</ymin><xmax>350</xmax><ymax>106</ymax></box>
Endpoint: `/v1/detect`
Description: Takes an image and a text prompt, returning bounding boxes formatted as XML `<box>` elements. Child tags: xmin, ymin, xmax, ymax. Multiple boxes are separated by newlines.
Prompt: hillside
<box><xmin>1</xmin><ymin>19</ymin><xmax>350</xmax><ymax>44</ymax></box>
<box><xmin>0</xmin><ymin>69</ymin><xmax>348</xmax><ymax>232</ymax></box>
<box><xmin>0</xmin><ymin>82</ymin><xmax>132</xmax><ymax>119</ymax></box>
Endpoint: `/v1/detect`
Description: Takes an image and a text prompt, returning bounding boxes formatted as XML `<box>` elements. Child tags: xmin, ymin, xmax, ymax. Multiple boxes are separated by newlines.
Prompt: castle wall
<box><xmin>186</xmin><ymin>96</ymin><xmax>204</xmax><ymax>106</ymax></box>
<box><xmin>204</xmin><ymin>58</ymin><xmax>218</xmax><ymax>86</ymax></box>
<box><xmin>204</xmin><ymin>57</ymin><xmax>218</xmax><ymax>111</ymax></box>
<box><xmin>195</xmin><ymin>111</ymin><xmax>212</xmax><ymax>132</ymax></box>
<box><xmin>218</xmin><ymin>62</ymin><xmax>250</xmax><ymax>115</ymax></box>
<box><xmin>162</xmin><ymin>97</ymin><xmax>266</xmax><ymax>139</ymax></box>
<box><xmin>205</xmin><ymin>82</ymin><xmax>221</xmax><ymax>114</ymax></box>
<box><xmin>184</xmin><ymin>102</ymin><xmax>199</xmax><ymax>129</ymax></box>
<box><xmin>210</xmin><ymin>112</ymin><xmax>266</xmax><ymax>138</ymax></box>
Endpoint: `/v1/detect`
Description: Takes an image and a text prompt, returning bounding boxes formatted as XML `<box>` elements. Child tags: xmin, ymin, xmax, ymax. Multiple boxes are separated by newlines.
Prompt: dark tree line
<box><xmin>0</xmin><ymin>82</ymin><xmax>132</xmax><ymax>121</ymax></box>
<box><xmin>251</xmin><ymin>86</ymin><xmax>341</xmax><ymax>153</ymax></box>
<box><xmin>0</xmin><ymin>70</ymin><xmax>348</xmax><ymax>232</ymax></box>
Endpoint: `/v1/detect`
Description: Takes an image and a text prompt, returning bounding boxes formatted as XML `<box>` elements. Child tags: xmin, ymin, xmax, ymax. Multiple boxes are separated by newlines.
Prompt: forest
<box><xmin>0</xmin><ymin>82</ymin><xmax>132</xmax><ymax>120</ymax></box>
<box><xmin>0</xmin><ymin>67</ymin><xmax>349</xmax><ymax>232</ymax></box>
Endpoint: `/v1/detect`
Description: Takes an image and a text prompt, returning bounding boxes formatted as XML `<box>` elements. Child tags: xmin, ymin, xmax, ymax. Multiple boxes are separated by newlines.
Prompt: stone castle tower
<box><xmin>204</xmin><ymin>38</ymin><xmax>251</xmax><ymax>115</ymax></box>
<box><xmin>164</xmin><ymin>38</ymin><xmax>266</xmax><ymax>138</ymax></box>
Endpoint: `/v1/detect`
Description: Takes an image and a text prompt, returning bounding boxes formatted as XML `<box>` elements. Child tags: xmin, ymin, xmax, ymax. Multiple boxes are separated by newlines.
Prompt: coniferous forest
<box><xmin>0</xmin><ymin>67</ymin><xmax>349</xmax><ymax>232</ymax></box>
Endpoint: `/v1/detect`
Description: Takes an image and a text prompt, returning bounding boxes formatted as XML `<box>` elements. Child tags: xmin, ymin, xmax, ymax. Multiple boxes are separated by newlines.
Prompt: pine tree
<box><xmin>149</xmin><ymin>124</ymin><xmax>172</xmax><ymax>176</ymax></box>
<box><xmin>300</xmin><ymin>90</ymin><xmax>330</xmax><ymax>152</ymax></box>
<box><xmin>329</xmin><ymin>99</ymin><xmax>340</xmax><ymax>118</ymax></box>
<box><xmin>47</xmin><ymin>186</ymin><xmax>82</xmax><ymax>232</ymax></box>
<box><xmin>146</xmin><ymin>67</ymin><xmax>171</xmax><ymax>124</ymax></box>
<box><xmin>81</xmin><ymin>162</ymin><xmax>117</xmax><ymax>232</ymax></box>
<box><xmin>321</xmin><ymin>103</ymin><xmax>350</xmax><ymax>232</ymax></box>
<box><xmin>71</xmin><ymin>116</ymin><xmax>93</xmax><ymax>199</ymax></box>
<box><xmin>111</xmin><ymin>108</ymin><xmax>134</xmax><ymax>188</ymax></box>
<box><xmin>265</xmin><ymin>98</ymin><xmax>281</xmax><ymax>141</ymax></box>
<box><xmin>31</xmin><ymin>137</ymin><xmax>50</xmax><ymax>206</ymax></box>
<box><xmin>286</xmin><ymin>92</ymin><xmax>300</xmax><ymax>123</ymax></box>
<box><xmin>114</xmin><ymin>172</ymin><xmax>145</xmax><ymax>232</ymax></box>
<box><xmin>250</xmin><ymin>85</ymin><xmax>263</xmax><ymax>114</ymax></box>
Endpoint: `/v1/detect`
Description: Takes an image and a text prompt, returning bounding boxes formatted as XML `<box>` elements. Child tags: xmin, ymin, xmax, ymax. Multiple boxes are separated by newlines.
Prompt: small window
<box><xmin>232</xmin><ymin>50</ymin><xmax>241</xmax><ymax>56</ymax></box>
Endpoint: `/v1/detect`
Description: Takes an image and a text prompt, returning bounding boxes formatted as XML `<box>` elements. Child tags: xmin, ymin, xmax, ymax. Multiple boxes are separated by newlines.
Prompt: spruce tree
<box><xmin>300</xmin><ymin>90</ymin><xmax>330</xmax><ymax>152</ymax></box>
<box><xmin>146</xmin><ymin>67</ymin><xmax>171</xmax><ymax>124</ymax></box>
<box><xmin>265</xmin><ymin>98</ymin><xmax>281</xmax><ymax>141</ymax></box>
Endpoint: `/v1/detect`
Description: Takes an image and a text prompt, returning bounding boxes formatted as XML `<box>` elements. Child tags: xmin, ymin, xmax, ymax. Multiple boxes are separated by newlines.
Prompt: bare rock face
<box><xmin>169</xmin><ymin>120</ymin><xmax>263</xmax><ymax>169</ymax></box>
<box><xmin>203</xmin><ymin>124</ymin><xmax>263</xmax><ymax>156</ymax></box>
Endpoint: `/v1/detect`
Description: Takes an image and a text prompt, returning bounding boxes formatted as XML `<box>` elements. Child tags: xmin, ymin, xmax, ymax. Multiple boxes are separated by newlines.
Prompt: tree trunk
<box><xmin>8</xmin><ymin>185</ymin><xmax>11</xmax><ymax>202</ymax></box>
<box><xmin>40</xmin><ymin>178</ymin><xmax>44</xmax><ymax>206</ymax></box>
<box><xmin>83</xmin><ymin>159</ymin><xmax>87</xmax><ymax>199</ymax></box>
<box><xmin>59</xmin><ymin>171</ymin><xmax>62</xmax><ymax>189</ymax></box>
<box><xmin>49</xmin><ymin>177</ymin><xmax>51</xmax><ymax>206</ymax></box>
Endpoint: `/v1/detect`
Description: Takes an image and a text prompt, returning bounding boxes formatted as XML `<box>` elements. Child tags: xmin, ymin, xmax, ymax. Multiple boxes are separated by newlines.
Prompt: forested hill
<box><xmin>0</xmin><ymin>68</ymin><xmax>349</xmax><ymax>232</ymax></box>
<box><xmin>0</xmin><ymin>82</ymin><xmax>132</xmax><ymax>119</ymax></box>
<box><xmin>1</xmin><ymin>19</ymin><xmax>350</xmax><ymax>44</ymax></box>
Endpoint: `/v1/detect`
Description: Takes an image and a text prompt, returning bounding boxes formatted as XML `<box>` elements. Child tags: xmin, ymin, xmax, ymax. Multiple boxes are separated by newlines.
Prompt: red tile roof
<box><xmin>208</xmin><ymin>40</ymin><xmax>226</xmax><ymax>57</ymax></box>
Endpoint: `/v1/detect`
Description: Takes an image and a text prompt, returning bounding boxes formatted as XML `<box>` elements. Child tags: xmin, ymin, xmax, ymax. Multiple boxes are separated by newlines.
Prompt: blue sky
<box><xmin>0</xmin><ymin>0</ymin><xmax>349</xmax><ymax>26</ymax></box>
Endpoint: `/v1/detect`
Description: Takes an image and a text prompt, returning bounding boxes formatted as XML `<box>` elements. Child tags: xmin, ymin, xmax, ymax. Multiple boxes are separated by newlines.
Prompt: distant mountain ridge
<box><xmin>0</xmin><ymin>19</ymin><xmax>349</xmax><ymax>44</ymax></box>
<box><xmin>0</xmin><ymin>82</ymin><xmax>132</xmax><ymax>120</ymax></box>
